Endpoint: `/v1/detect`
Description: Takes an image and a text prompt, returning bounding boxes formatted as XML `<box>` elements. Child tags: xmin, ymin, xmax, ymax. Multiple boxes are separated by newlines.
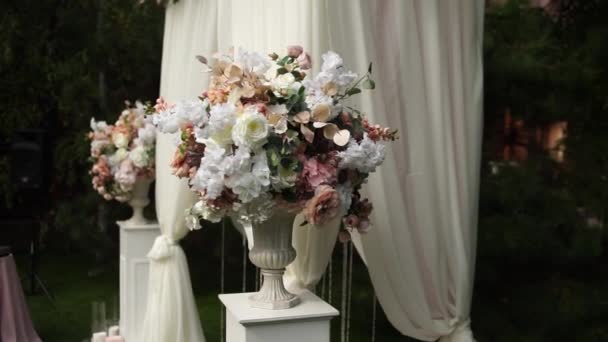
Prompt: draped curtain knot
<box><xmin>439</xmin><ymin>318</ymin><xmax>475</xmax><ymax>342</ymax></box>
<box><xmin>147</xmin><ymin>234</ymin><xmax>178</xmax><ymax>262</ymax></box>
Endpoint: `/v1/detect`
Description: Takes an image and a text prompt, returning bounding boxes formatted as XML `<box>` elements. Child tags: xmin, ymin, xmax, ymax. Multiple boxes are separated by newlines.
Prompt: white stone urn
<box><xmin>125</xmin><ymin>177</ymin><xmax>152</xmax><ymax>225</ymax></box>
<box><xmin>248</xmin><ymin>210</ymin><xmax>300</xmax><ymax>309</ymax></box>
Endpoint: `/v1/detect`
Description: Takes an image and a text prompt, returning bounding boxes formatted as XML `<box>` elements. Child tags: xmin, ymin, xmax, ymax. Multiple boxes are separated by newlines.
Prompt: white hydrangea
<box><xmin>152</xmin><ymin>109</ymin><xmax>180</xmax><ymax>134</ymax></box>
<box><xmin>302</xmin><ymin>79</ymin><xmax>333</xmax><ymax>110</ymax></box>
<box><xmin>134</xmin><ymin>123</ymin><xmax>156</xmax><ymax>147</ymax></box>
<box><xmin>338</xmin><ymin>134</ymin><xmax>386</xmax><ymax>173</ymax></box>
<box><xmin>206</xmin><ymin>103</ymin><xmax>236</xmax><ymax>146</ymax></box>
<box><xmin>319</xmin><ymin>51</ymin><xmax>358</xmax><ymax>87</ymax></box>
<box><xmin>153</xmin><ymin>99</ymin><xmax>208</xmax><ymax>134</ymax></box>
<box><xmin>129</xmin><ymin>145</ymin><xmax>149</xmax><ymax>168</ymax></box>
<box><xmin>232</xmin><ymin>109</ymin><xmax>268</xmax><ymax>149</ymax></box>
<box><xmin>190</xmin><ymin>141</ymin><xmax>227</xmax><ymax>199</ymax></box>
<box><xmin>221</xmin><ymin>146</ymin><xmax>252</xmax><ymax>175</ymax></box>
<box><xmin>225</xmin><ymin>152</ymin><xmax>270</xmax><ymax>203</ymax></box>
<box><xmin>234</xmin><ymin>48</ymin><xmax>272</xmax><ymax>76</ymax></box>
<box><xmin>303</xmin><ymin>51</ymin><xmax>358</xmax><ymax>111</ymax></box>
<box><xmin>177</xmin><ymin>99</ymin><xmax>208</xmax><ymax>127</ymax></box>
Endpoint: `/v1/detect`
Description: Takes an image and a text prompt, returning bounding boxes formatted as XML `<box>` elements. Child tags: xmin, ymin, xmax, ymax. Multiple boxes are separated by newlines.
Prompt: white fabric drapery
<box><xmin>142</xmin><ymin>1</ymin><xmax>483</xmax><ymax>341</ymax></box>
<box><xmin>139</xmin><ymin>1</ymin><xmax>223</xmax><ymax>341</ymax></box>
<box><xmin>328</xmin><ymin>1</ymin><xmax>484</xmax><ymax>341</ymax></box>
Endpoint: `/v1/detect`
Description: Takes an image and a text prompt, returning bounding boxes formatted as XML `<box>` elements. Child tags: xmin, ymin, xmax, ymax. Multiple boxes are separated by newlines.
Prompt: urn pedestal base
<box><xmin>220</xmin><ymin>290</ymin><xmax>338</xmax><ymax>342</ymax></box>
<box><xmin>248</xmin><ymin>270</ymin><xmax>300</xmax><ymax>309</ymax></box>
<box><xmin>117</xmin><ymin>220</ymin><xmax>160</xmax><ymax>342</ymax></box>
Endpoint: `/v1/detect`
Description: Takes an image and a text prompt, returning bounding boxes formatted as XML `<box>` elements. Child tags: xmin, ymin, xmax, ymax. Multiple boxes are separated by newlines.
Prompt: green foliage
<box><xmin>477</xmin><ymin>1</ymin><xmax>608</xmax><ymax>340</ymax></box>
<box><xmin>483</xmin><ymin>0</ymin><xmax>608</xmax><ymax>260</ymax></box>
<box><xmin>0</xmin><ymin>0</ymin><xmax>164</xmax><ymax>251</ymax></box>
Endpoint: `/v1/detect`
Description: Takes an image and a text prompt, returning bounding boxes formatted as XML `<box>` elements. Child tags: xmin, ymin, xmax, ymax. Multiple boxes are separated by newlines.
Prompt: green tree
<box><xmin>0</xmin><ymin>0</ymin><xmax>164</xmax><ymax>251</ymax></box>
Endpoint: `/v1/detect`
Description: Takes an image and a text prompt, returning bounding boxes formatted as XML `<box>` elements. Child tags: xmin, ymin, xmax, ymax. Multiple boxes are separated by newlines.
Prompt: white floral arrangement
<box><xmin>152</xmin><ymin>46</ymin><xmax>397</xmax><ymax>235</ymax></box>
<box><xmin>89</xmin><ymin>102</ymin><xmax>156</xmax><ymax>202</ymax></box>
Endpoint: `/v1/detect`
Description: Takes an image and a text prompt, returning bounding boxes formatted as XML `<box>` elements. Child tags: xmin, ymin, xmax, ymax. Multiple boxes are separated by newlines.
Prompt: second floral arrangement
<box><xmin>152</xmin><ymin>46</ymin><xmax>396</xmax><ymax>233</ymax></box>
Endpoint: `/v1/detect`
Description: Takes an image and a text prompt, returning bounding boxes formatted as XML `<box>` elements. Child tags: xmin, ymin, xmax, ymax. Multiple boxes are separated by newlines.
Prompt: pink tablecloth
<box><xmin>0</xmin><ymin>254</ymin><xmax>42</xmax><ymax>342</ymax></box>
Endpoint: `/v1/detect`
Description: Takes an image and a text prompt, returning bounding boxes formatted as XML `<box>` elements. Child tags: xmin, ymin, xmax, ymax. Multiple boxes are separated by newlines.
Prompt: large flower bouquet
<box><xmin>152</xmin><ymin>46</ymin><xmax>396</xmax><ymax>232</ymax></box>
<box><xmin>89</xmin><ymin>102</ymin><xmax>156</xmax><ymax>202</ymax></box>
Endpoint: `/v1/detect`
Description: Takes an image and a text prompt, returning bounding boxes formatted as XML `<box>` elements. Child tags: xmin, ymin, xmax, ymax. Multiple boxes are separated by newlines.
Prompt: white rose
<box><xmin>232</xmin><ymin>111</ymin><xmax>268</xmax><ymax>149</ymax></box>
<box><xmin>271</xmin><ymin>73</ymin><xmax>296</xmax><ymax>97</ymax></box>
<box><xmin>129</xmin><ymin>145</ymin><xmax>149</xmax><ymax>168</ymax></box>
<box><xmin>112</xmin><ymin>132</ymin><xmax>129</xmax><ymax>149</ymax></box>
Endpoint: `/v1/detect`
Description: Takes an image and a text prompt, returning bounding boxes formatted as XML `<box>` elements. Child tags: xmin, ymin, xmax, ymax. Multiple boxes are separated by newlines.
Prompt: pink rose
<box><xmin>297</xmin><ymin>52</ymin><xmax>312</xmax><ymax>70</ymax></box>
<box><xmin>304</xmin><ymin>185</ymin><xmax>340</xmax><ymax>225</ymax></box>
<box><xmin>287</xmin><ymin>45</ymin><xmax>304</xmax><ymax>58</ymax></box>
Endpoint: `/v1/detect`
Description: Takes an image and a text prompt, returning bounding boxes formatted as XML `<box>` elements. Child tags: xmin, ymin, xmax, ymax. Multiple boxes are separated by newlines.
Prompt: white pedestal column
<box><xmin>118</xmin><ymin>221</ymin><xmax>160</xmax><ymax>342</ymax></box>
<box><xmin>219</xmin><ymin>290</ymin><xmax>339</xmax><ymax>342</ymax></box>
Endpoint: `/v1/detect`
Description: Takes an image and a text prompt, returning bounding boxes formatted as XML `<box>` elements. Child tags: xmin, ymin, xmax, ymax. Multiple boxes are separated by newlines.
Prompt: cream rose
<box><xmin>109</xmin><ymin>148</ymin><xmax>129</xmax><ymax>167</ymax></box>
<box><xmin>112</xmin><ymin>132</ymin><xmax>129</xmax><ymax>149</ymax></box>
<box><xmin>232</xmin><ymin>111</ymin><xmax>269</xmax><ymax>149</ymax></box>
<box><xmin>271</xmin><ymin>73</ymin><xmax>296</xmax><ymax>97</ymax></box>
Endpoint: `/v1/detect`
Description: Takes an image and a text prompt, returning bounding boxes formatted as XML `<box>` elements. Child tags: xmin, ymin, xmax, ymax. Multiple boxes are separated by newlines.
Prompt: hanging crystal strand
<box><xmin>328</xmin><ymin>250</ymin><xmax>333</xmax><ymax>305</ymax></box>
<box><xmin>340</xmin><ymin>241</ymin><xmax>348</xmax><ymax>342</ymax></box>
<box><xmin>346</xmin><ymin>241</ymin><xmax>354</xmax><ymax>342</ymax></box>
<box><xmin>259</xmin><ymin>267</ymin><xmax>263</xmax><ymax>290</ymax></box>
<box><xmin>254</xmin><ymin>267</ymin><xmax>259</xmax><ymax>291</ymax></box>
<box><xmin>220</xmin><ymin>220</ymin><xmax>226</xmax><ymax>342</ymax></box>
<box><xmin>321</xmin><ymin>271</ymin><xmax>326</xmax><ymax>300</ymax></box>
<box><xmin>371</xmin><ymin>293</ymin><xmax>377</xmax><ymax>342</ymax></box>
<box><xmin>242</xmin><ymin>234</ymin><xmax>247</xmax><ymax>292</ymax></box>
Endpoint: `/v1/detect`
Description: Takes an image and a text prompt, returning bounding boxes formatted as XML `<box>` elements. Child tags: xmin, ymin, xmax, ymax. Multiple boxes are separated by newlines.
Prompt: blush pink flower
<box><xmin>154</xmin><ymin>96</ymin><xmax>170</xmax><ymax>112</ymax></box>
<box><xmin>297</xmin><ymin>53</ymin><xmax>312</xmax><ymax>70</ymax></box>
<box><xmin>92</xmin><ymin>158</ymin><xmax>111</xmax><ymax>179</ymax></box>
<box><xmin>304</xmin><ymin>185</ymin><xmax>340</xmax><ymax>225</ymax></box>
<box><xmin>301</xmin><ymin>157</ymin><xmax>337</xmax><ymax>190</ymax></box>
<box><xmin>287</xmin><ymin>45</ymin><xmax>304</xmax><ymax>58</ymax></box>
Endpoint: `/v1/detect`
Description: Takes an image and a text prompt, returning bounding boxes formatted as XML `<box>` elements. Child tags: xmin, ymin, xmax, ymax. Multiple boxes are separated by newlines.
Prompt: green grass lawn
<box><xmin>18</xmin><ymin>232</ymin><xmax>608</xmax><ymax>341</ymax></box>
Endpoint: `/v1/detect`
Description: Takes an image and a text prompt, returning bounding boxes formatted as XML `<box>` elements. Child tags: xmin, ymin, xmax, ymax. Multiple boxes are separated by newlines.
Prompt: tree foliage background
<box><xmin>475</xmin><ymin>1</ymin><xmax>608</xmax><ymax>340</ymax></box>
<box><xmin>0</xmin><ymin>0</ymin><xmax>164</xmax><ymax>252</ymax></box>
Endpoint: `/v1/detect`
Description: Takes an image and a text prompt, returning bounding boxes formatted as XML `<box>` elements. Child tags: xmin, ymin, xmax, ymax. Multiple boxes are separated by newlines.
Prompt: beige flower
<box><xmin>304</xmin><ymin>185</ymin><xmax>341</xmax><ymax>225</ymax></box>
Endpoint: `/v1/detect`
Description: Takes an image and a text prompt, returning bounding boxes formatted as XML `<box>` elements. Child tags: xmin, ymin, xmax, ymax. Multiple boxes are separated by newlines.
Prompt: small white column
<box><xmin>118</xmin><ymin>221</ymin><xmax>160</xmax><ymax>342</ymax></box>
<box><xmin>219</xmin><ymin>290</ymin><xmax>339</xmax><ymax>342</ymax></box>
